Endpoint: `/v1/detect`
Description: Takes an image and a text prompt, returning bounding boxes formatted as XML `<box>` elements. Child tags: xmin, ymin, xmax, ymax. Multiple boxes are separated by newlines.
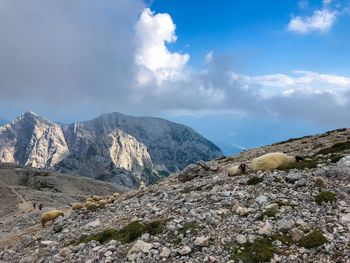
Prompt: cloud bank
<box><xmin>288</xmin><ymin>9</ymin><xmax>337</xmax><ymax>33</ymax></box>
<box><xmin>0</xmin><ymin>2</ymin><xmax>349</xmax><ymax>127</ymax></box>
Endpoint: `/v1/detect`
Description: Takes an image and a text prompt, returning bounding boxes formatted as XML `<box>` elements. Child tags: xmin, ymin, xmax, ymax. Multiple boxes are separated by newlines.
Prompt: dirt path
<box><xmin>9</xmin><ymin>186</ymin><xmax>34</xmax><ymax>212</ymax></box>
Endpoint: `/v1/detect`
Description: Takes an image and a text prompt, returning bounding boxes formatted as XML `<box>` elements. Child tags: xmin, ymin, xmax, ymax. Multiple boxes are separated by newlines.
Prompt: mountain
<box><xmin>0</xmin><ymin>112</ymin><xmax>223</xmax><ymax>187</ymax></box>
<box><xmin>1</xmin><ymin>128</ymin><xmax>349</xmax><ymax>262</ymax></box>
<box><xmin>0</xmin><ymin>120</ymin><xmax>7</xmax><ymax>126</ymax></box>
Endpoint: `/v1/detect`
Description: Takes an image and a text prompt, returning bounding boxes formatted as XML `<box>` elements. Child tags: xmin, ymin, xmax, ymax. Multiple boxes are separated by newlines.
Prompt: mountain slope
<box><xmin>0</xmin><ymin>112</ymin><xmax>223</xmax><ymax>187</ymax></box>
<box><xmin>1</xmin><ymin>128</ymin><xmax>349</xmax><ymax>262</ymax></box>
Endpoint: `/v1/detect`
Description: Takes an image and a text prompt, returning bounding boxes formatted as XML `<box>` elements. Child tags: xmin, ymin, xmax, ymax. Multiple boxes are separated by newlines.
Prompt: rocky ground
<box><xmin>1</xmin><ymin>128</ymin><xmax>350</xmax><ymax>263</ymax></box>
<box><xmin>0</xmin><ymin>166</ymin><xmax>129</xmax><ymax>251</ymax></box>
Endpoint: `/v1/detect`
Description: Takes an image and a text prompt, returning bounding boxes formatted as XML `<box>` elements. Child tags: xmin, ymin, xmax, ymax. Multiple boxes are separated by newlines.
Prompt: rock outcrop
<box><xmin>0</xmin><ymin>112</ymin><xmax>69</xmax><ymax>169</ymax></box>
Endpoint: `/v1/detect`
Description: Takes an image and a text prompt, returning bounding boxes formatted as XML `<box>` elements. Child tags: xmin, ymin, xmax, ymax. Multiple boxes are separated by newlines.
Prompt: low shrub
<box><xmin>247</xmin><ymin>177</ymin><xmax>264</xmax><ymax>185</ymax></box>
<box><xmin>315</xmin><ymin>191</ymin><xmax>336</xmax><ymax>205</ymax></box>
<box><xmin>299</xmin><ymin>230</ymin><xmax>327</xmax><ymax>249</ymax></box>
<box><xmin>231</xmin><ymin>237</ymin><xmax>275</xmax><ymax>263</ymax></box>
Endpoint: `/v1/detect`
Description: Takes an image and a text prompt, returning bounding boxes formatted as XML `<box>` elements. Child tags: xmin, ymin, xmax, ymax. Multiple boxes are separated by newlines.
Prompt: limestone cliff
<box><xmin>0</xmin><ymin>112</ymin><xmax>223</xmax><ymax>188</ymax></box>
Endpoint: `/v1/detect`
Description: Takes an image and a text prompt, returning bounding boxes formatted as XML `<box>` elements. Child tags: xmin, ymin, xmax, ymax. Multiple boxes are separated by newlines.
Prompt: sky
<box><xmin>0</xmin><ymin>0</ymin><xmax>349</xmax><ymax>154</ymax></box>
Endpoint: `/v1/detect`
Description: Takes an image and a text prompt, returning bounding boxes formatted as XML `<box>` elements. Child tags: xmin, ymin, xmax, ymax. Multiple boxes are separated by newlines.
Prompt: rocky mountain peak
<box><xmin>11</xmin><ymin>111</ymin><xmax>53</xmax><ymax>126</ymax></box>
<box><xmin>0</xmin><ymin>112</ymin><xmax>223</xmax><ymax>188</ymax></box>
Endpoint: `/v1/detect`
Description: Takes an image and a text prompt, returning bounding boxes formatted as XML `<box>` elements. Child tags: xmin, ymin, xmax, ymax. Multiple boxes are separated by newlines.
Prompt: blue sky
<box><xmin>150</xmin><ymin>0</ymin><xmax>350</xmax><ymax>74</ymax></box>
<box><xmin>0</xmin><ymin>0</ymin><xmax>349</xmax><ymax>155</ymax></box>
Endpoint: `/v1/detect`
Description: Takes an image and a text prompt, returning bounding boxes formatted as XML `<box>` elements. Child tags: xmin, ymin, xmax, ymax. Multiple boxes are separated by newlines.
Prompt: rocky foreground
<box><xmin>1</xmin><ymin>128</ymin><xmax>350</xmax><ymax>263</ymax></box>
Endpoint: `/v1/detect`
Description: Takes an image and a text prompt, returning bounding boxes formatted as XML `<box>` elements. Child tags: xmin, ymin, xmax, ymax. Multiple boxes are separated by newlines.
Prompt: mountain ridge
<box><xmin>0</xmin><ymin>112</ymin><xmax>223</xmax><ymax>188</ymax></box>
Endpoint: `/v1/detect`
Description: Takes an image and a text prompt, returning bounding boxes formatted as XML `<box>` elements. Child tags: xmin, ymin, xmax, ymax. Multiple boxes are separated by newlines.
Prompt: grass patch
<box><xmin>258</xmin><ymin>207</ymin><xmax>278</xmax><ymax>220</ymax></box>
<box><xmin>263</xmin><ymin>208</ymin><xmax>277</xmax><ymax>218</ymax></box>
<box><xmin>75</xmin><ymin>228</ymin><xmax>118</xmax><ymax>245</ymax></box>
<box><xmin>181</xmin><ymin>185</ymin><xmax>205</xmax><ymax>194</ymax></box>
<box><xmin>272</xmin><ymin>234</ymin><xmax>293</xmax><ymax>246</ymax></box>
<box><xmin>231</xmin><ymin>237</ymin><xmax>276</xmax><ymax>263</ymax></box>
<box><xmin>178</xmin><ymin>222</ymin><xmax>199</xmax><ymax>235</ymax></box>
<box><xmin>299</xmin><ymin>230</ymin><xmax>327</xmax><ymax>249</ymax></box>
<box><xmin>247</xmin><ymin>176</ymin><xmax>264</xmax><ymax>185</ymax></box>
<box><xmin>330</xmin><ymin>154</ymin><xmax>342</xmax><ymax>163</ymax></box>
<box><xmin>74</xmin><ymin>220</ymin><xmax>165</xmax><ymax>245</ymax></box>
<box><xmin>315</xmin><ymin>191</ymin><xmax>336</xmax><ymax>205</ymax></box>
<box><xmin>317</xmin><ymin>141</ymin><xmax>350</xmax><ymax>155</ymax></box>
<box><xmin>278</xmin><ymin>159</ymin><xmax>318</xmax><ymax>171</ymax></box>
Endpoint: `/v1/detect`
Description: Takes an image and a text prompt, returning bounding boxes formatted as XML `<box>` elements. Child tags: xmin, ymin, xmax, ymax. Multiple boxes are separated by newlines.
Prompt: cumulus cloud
<box><xmin>230</xmin><ymin>70</ymin><xmax>350</xmax><ymax>103</ymax></box>
<box><xmin>0</xmin><ymin>4</ymin><xmax>349</xmax><ymax>128</ymax></box>
<box><xmin>135</xmin><ymin>8</ymin><xmax>189</xmax><ymax>85</ymax></box>
<box><xmin>288</xmin><ymin>9</ymin><xmax>337</xmax><ymax>33</ymax></box>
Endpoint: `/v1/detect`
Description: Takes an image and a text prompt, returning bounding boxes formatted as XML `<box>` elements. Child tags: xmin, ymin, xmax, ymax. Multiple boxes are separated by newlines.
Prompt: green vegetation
<box><xmin>181</xmin><ymin>185</ymin><xmax>205</xmax><ymax>194</ymax></box>
<box><xmin>317</xmin><ymin>141</ymin><xmax>350</xmax><ymax>155</ymax></box>
<box><xmin>74</xmin><ymin>220</ymin><xmax>165</xmax><ymax>245</ymax></box>
<box><xmin>272</xmin><ymin>135</ymin><xmax>312</xmax><ymax>146</ymax></box>
<box><xmin>53</xmin><ymin>225</ymin><xmax>63</xmax><ymax>234</ymax></box>
<box><xmin>247</xmin><ymin>176</ymin><xmax>264</xmax><ymax>185</ymax></box>
<box><xmin>178</xmin><ymin>222</ymin><xmax>199</xmax><ymax>235</ymax></box>
<box><xmin>231</xmin><ymin>237</ymin><xmax>276</xmax><ymax>263</ymax></box>
<box><xmin>315</xmin><ymin>191</ymin><xmax>336</xmax><ymax>205</ymax></box>
<box><xmin>272</xmin><ymin>234</ymin><xmax>293</xmax><ymax>246</ymax></box>
<box><xmin>329</xmin><ymin>154</ymin><xmax>342</xmax><ymax>163</ymax></box>
<box><xmin>262</xmin><ymin>208</ymin><xmax>277</xmax><ymax>218</ymax></box>
<box><xmin>278</xmin><ymin>158</ymin><xmax>318</xmax><ymax>171</ymax></box>
<box><xmin>75</xmin><ymin>228</ymin><xmax>118</xmax><ymax>245</ymax></box>
<box><xmin>299</xmin><ymin>230</ymin><xmax>327</xmax><ymax>249</ymax></box>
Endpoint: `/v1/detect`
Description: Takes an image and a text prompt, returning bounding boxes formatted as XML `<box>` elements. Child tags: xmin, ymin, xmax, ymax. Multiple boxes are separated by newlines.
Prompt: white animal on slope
<box><xmin>227</xmin><ymin>164</ymin><xmax>246</xmax><ymax>177</ymax></box>
<box><xmin>251</xmin><ymin>152</ymin><xmax>303</xmax><ymax>171</ymax></box>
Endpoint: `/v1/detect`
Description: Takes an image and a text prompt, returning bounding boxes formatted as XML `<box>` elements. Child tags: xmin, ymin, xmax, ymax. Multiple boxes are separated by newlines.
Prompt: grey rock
<box><xmin>289</xmin><ymin>228</ymin><xmax>305</xmax><ymax>242</ymax></box>
<box><xmin>285</xmin><ymin>172</ymin><xmax>302</xmax><ymax>184</ymax></box>
<box><xmin>178</xmin><ymin>245</ymin><xmax>191</xmax><ymax>255</ymax></box>
<box><xmin>277</xmin><ymin>217</ymin><xmax>295</xmax><ymax>233</ymax></box>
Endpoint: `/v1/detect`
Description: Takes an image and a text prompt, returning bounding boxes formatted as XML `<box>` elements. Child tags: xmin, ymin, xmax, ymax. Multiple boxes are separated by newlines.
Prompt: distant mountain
<box><xmin>0</xmin><ymin>112</ymin><xmax>223</xmax><ymax>188</ymax></box>
<box><xmin>0</xmin><ymin>120</ymin><xmax>7</xmax><ymax>126</ymax></box>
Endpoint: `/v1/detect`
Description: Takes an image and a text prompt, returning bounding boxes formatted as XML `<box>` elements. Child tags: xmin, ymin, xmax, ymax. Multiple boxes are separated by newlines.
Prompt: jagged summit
<box><xmin>0</xmin><ymin>112</ymin><xmax>223</xmax><ymax>188</ymax></box>
<box><xmin>11</xmin><ymin>111</ymin><xmax>54</xmax><ymax>126</ymax></box>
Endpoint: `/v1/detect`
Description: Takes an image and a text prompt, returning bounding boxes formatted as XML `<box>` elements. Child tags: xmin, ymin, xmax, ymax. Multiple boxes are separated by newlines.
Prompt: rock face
<box><xmin>0</xmin><ymin>112</ymin><xmax>223</xmax><ymax>187</ymax></box>
<box><xmin>0</xmin><ymin>112</ymin><xmax>69</xmax><ymax>169</ymax></box>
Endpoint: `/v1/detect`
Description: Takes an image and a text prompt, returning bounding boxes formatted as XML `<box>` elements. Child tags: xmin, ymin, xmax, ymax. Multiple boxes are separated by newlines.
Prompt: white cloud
<box><xmin>135</xmin><ymin>8</ymin><xmax>189</xmax><ymax>85</ymax></box>
<box><xmin>229</xmin><ymin>70</ymin><xmax>350</xmax><ymax>104</ymax></box>
<box><xmin>205</xmin><ymin>51</ymin><xmax>214</xmax><ymax>63</ymax></box>
<box><xmin>288</xmin><ymin>9</ymin><xmax>337</xmax><ymax>33</ymax></box>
